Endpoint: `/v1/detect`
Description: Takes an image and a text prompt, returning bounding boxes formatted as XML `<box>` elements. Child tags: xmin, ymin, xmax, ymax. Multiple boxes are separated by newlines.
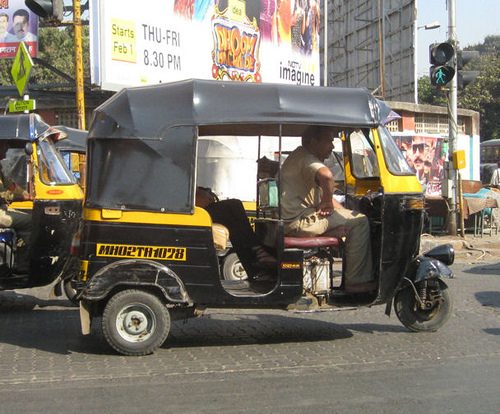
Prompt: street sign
<box><xmin>8</xmin><ymin>99</ymin><xmax>36</xmax><ymax>113</ymax></box>
<box><xmin>11</xmin><ymin>42</ymin><xmax>34</xmax><ymax>97</ymax></box>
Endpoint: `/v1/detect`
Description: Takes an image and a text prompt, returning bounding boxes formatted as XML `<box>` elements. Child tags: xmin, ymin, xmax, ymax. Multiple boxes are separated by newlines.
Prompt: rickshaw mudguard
<box><xmin>411</xmin><ymin>256</ymin><xmax>454</xmax><ymax>283</ymax></box>
<box><xmin>81</xmin><ymin>259</ymin><xmax>192</xmax><ymax>305</ymax></box>
<box><xmin>385</xmin><ymin>256</ymin><xmax>453</xmax><ymax>316</ymax></box>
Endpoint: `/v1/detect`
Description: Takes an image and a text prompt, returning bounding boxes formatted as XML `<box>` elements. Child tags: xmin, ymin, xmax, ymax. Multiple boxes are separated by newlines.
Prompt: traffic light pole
<box><xmin>447</xmin><ymin>0</ymin><xmax>458</xmax><ymax>236</ymax></box>
<box><xmin>73</xmin><ymin>0</ymin><xmax>86</xmax><ymax>130</ymax></box>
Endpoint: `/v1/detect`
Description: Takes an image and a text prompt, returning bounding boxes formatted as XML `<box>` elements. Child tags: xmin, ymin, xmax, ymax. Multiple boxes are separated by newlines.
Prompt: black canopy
<box><xmin>86</xmin><ymin>80</ymin><xmax>395</xmax><ymax>213</ymax></box>
<box><xmin>54</xmin><ymin>125</ymin><xmax>87</xmax><ymax>152</ymax></box>
<box><xmin>0</xmin><ymin>113</ymin><xmax>51</xmax><ymax>141</ymax></box>
<box><xmin>89</xmin><ymin>79</ymin><xmax>393</xmax><ymax>140</ymax></box>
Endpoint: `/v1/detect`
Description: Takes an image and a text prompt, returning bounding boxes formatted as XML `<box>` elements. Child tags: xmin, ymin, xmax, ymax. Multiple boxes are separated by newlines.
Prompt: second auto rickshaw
<box><xmin>0</xmin><ymin>114</ymin><xmax>83</xmax><ymax>295</ymax></box>
<box><xmin>76</xmin><ymin>80</ymin><xmax>454</xmax><ymax>356</ymax></box>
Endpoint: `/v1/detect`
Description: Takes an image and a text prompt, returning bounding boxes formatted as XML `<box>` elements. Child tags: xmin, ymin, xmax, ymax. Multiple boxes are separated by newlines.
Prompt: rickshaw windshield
<box><xmin>377</xmin><ymin>126</ymin><xmax>415</xmax><ymax>175</ymax></box>
<box><xmin>38</xmin><ymin>139</ymin><xmax>76</xmax><ymax>185</ymax></box>
<box><xmin>86</xmin><ymin>126</ymin><xmax>195</xmax><ymax>212</ymax></box>
<box><xmin>349</xmin><ymin>130</ymin><xmax>379</xmax><ymax>178</ymax></box>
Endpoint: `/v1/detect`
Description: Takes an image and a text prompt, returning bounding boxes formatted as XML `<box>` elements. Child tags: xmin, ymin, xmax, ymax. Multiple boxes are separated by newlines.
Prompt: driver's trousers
<box><xmin>285</xmin><ymin>207</ymin><xmax>373</xmax><ymax>286</ymax></box>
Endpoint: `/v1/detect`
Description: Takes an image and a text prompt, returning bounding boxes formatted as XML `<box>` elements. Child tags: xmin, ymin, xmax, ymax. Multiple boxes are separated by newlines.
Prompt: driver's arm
<box><xmin>315</xmin><ymin>166</ymin><xmax>340</xmax><ymax>216</ymax></box>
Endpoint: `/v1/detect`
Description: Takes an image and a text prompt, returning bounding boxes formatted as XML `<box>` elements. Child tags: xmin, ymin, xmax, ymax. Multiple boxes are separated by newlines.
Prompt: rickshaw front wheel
<box><xmin>394</xmin><ymin>280</ymin><xmax>452</xmax><ymax>332</ymax></box>
<box><xmin>102</xmin><ymin>289</ymin><xmax>171</xmax><ymax>356</ymax></box>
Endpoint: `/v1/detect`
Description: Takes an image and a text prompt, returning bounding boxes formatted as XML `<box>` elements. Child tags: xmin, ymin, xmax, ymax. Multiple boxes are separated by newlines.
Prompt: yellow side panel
<box><xmin>9</xmin><ymin>200</ymin><xmax>34</xmax><ymax>210</ymax></box>
<box><xmin>83</xmin><ymin>206</ymin><xmax>212</xmax><ymax>227</ymax></box>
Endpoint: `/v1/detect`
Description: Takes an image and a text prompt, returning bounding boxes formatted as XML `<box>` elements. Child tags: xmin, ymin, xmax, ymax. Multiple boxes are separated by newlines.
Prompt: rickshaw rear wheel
<box><xmin>102</xmin><ymin>289</ymin><xmax>171</xmax><ymax>356</ymax></box>
<box><xmin>222</xmin><ymin>252</ymin><xmax>248</xmax><ymax>281</ymax></box>
<box><xmin>394</xmin><ymin>280</ymin><xmax>452</xmax><ymax>332</ymax></box>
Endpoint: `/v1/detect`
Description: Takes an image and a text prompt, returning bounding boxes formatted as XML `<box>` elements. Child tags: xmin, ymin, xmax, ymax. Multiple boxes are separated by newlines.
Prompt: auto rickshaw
<box><xmin>54</xmin><ymin>125</ymin><xmax>87</xmax><ymax>189</ymax></box>
<box><xmin>0</xmin><ymin>114</ymin><xmax>83</xmax><ymax>295</ymax></box>
<box><xmin>77</xmin><ymin>79</ymin><xmax>454</xmax><ymax>356</ymax></box>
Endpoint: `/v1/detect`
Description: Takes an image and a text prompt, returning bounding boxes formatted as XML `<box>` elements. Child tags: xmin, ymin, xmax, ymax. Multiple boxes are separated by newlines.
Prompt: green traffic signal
<box><xmin>430</xmin><ymin>66</ymin><xmax>455</xmax><ymax>86</ymax></box>
<box><xmin>429</xmin><ymin>42</ymin><xmax>456</xmax><ymax>87</ymax></box>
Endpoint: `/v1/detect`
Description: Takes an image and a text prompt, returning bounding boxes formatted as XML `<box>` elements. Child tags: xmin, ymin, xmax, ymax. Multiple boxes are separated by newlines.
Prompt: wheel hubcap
<box><xmin>116</xmin><ymin>304</ymin><xmax>156</xmax><ymax>343</ymax></box>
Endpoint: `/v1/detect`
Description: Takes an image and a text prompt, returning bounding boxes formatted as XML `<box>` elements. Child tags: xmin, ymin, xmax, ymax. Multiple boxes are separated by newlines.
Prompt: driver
<box><xmin>0</xmin><ymin>142</ymin><xmax>31</xmax><ymax>265</ymax></box>
<box><xmin>280</xmin><ymin>126</ymin><xmax>375</xmax><ymax>294</ymax></box>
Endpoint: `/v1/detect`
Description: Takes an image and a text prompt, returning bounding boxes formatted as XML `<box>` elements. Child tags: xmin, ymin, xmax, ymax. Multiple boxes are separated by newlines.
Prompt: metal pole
<box><xmin>323</xmin><ymin>0</ymin><xmax>328</xmax><ymax>86</ymax></box>
<box><xmin>74</xmin><ymin>0</ymin><xmax>86</xmax><ymax>130</ymax></box>
<box><xmin>413</xmin><ymin>12</ymin><xmax>418</xmax><ymax>104</ymax></box>
<box><xmin>377</xmin><ymin>0</ymin><xmax>385</xmax><ymax>98</ymax></box>
<box><xmin>447</xmin><ymin>0</ymin><xmax>458</xmax><ymax>235</ymax></box>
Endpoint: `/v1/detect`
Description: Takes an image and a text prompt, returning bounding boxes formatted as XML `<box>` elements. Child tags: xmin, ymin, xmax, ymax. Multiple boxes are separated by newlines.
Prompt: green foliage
<box><xmin>458</xmin><ymin>35</ymin><xmax>500</xmax><ymax>141</ymax></box>
<box><xmin>418</xmin><ymin>76</ymin><xmax>447</xmax><ymax>106</ymax></box>
<box><xmin>0</xmin><ymin>25</ymin><xmax>90</xmax><ymax>89</ymax></box>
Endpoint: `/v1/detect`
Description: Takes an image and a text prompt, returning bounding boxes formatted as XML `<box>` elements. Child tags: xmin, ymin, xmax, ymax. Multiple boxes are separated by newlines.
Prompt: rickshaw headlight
<box><xmin>423</xmin><ymin>244</ymin><xmax>455</xmax><ymax>266</ymax></box>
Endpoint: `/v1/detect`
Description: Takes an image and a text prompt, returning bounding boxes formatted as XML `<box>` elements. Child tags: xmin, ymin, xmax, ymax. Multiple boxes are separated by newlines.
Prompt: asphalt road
<box><xmin>1</xmin><ymin>262</ymin><xmax>499</xmax><ymax>413</ymax></box>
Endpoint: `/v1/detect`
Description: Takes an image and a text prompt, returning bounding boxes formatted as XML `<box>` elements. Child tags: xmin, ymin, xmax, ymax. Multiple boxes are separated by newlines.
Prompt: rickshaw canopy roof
<box><xmin>54</xmin><ymin>125</ymin><xmax>87</xmax><ymax>152</ymax></box>
<box><xmin>89</xmin><ymin>79</ymin><xmax>394</xmax><ymax>140</ymax></box>
<box><xmin>0</xmin><ymin>113</ymin><xmax>51</xmax><ymax>142</ymax></box>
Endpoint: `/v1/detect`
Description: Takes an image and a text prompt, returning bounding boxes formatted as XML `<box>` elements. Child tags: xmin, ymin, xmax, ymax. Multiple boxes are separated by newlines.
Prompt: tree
<box><xmin>458</xmin><ymin>35</ymin><xmax>500</xmax><ymax>141</ymax></box>
<box><xmin>418</xmin><ymin>76</ymin><xmax>447</xmax><ymax>106</ymax></box>
<box><xmin>0</xmin><ymin>25</ymin><xmax>90</xmax><ymax>91</ymax></box>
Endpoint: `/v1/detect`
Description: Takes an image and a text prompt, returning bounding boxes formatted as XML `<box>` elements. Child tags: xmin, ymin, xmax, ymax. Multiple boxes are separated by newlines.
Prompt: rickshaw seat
<box><xmin>284</xmin><ymin>236</ymin><xmax>340</xmax><ymax>249</ymax></box>
<box><xmin>212</xmin><ymin>223</ymin><xmax>230</xmax><ymax>250</ymax></box>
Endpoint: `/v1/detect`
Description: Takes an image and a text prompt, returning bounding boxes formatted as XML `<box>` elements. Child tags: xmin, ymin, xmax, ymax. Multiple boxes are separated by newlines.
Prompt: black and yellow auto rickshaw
<box><xmin>54</xmin><ymin>125</ymin><xmax>87</xmax><ymax>189</ymax></box>
<box><xmin>0</xmin><ymin>114</ymin><xmax>83</xmax><ymax>294</ymax></box>
<box><xmin>77</xmin><ymin>80</ymin><xmax>454</xmax><ymax>356</ymax></box>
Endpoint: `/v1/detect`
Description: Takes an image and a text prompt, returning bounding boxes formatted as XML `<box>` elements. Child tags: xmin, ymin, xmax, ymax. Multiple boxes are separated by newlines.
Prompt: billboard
<box><xmin>90</xmin><ymin>0</ymin><xmax>321</xmax><ymax>91</ymax></box>
<box><xmin>393</xmin><ymin>134</ymin><xmax>447</xmax><ymax>197</ymax></box>
<box><xmin>0</xmin><ymin>0</ymin><xmax>38</xmax><ymax>58</ymax></box>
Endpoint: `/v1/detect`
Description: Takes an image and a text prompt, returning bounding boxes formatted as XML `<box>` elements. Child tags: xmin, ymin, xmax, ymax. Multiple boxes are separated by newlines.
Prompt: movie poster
<box><xmin>90</xmin><ymin>0</ymin><xmax>321</xmax><ymax>90</ymax></box>
<box><xmin>0</xmin><ymin>0</ymin><xmax>38</xmax><ymax>58</ymax></box>
<box><xmin>393</xmin><ymin>134</ymin><xmax>448</xmax><ymax>197</ymax></box>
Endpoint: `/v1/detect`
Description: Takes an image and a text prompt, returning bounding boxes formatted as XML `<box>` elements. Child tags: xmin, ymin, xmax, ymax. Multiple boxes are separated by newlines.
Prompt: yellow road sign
<box><xmin>11</xmin><ymin>42</ymin><xmax>33</xmax><ymax>97</ymax></box>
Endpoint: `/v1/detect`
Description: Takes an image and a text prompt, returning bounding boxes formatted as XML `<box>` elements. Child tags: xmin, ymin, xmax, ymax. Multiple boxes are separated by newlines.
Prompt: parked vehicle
<box><xmin>0</xmin><ymin>114</ymin><xmax>83</xmax><ymax>296</ymax></box>
<box><xmin>76</xmin><ymin>80</ymin><xmax>454</xmax><ymax>356</ymax></box>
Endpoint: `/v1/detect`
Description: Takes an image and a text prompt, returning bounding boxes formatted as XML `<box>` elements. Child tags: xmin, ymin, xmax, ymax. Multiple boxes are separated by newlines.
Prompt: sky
<box><xmin>416</xmin><ymin>0</ymin><xmax>500</xmax><ymax>77</ymax></box>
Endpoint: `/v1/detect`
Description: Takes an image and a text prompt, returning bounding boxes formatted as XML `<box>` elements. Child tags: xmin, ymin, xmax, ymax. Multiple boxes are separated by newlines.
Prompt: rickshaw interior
<box><xmin>197</xmin><ymin>124</ymin><xmax>385</xmax><ymax>296</ymax></box>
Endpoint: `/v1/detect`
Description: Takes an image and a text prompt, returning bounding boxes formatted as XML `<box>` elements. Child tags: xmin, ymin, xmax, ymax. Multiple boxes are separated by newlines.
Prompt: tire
<box><xmin>222</xmin><ymin>252</ymin><xmax>247</xmax><ymax>281</ymax></box>
<box><xmin>102</xmin><ymin>289</ymin><xmax>171</xmax><ymax>356</ymax></box>
<box><xmin>395</xmin><ymin>280</ymin><xmax>452</xmax><ymax>332</ymax></box>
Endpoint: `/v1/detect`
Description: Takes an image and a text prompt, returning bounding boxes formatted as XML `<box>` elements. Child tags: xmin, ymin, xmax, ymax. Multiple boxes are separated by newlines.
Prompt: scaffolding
<box><xmin>321</xmin><ymin>0</ymin><xmax>416</xmax><ymax>102</ymax></box>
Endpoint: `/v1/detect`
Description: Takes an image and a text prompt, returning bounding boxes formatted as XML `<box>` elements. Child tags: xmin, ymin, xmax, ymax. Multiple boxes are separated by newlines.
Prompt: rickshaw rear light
<box><xmin>403</xmin><ymin>198</ymin><xmax>425</xmax><ymax>210</ymax></box>
<box><xmin>70</xmin><ymin>229</ymin><xmax>81</xmax><ymax>256</ymax></box>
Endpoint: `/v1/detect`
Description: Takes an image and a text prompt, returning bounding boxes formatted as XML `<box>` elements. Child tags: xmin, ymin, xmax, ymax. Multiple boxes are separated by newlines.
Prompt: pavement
<box><xmin>420</xmin><ymin>231</ymin><xmax>500</xmax><ymax>263</ymax></box>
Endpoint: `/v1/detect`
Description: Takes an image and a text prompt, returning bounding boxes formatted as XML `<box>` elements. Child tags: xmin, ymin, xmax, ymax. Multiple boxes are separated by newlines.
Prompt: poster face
<box><xmin>0</xmin><ymin>0</ymin><xmax>38</xmax><ymax>58</ymax></box>
<box><xmin>90</xmin><ymin>0</ymin><xmax>321</xmax><ymax>91</ymax></box>
<box><xmin>394</xmin><ymin>135</ymin><xmax>447</xmax><ymax>197</ymax></box>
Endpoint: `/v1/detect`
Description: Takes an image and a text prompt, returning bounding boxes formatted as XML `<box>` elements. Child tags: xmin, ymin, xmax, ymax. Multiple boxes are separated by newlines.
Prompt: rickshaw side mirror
<box><xmin>25</xmin><ymin>142</ymin><xmax>33</xmax><ymax>156</ymax></box>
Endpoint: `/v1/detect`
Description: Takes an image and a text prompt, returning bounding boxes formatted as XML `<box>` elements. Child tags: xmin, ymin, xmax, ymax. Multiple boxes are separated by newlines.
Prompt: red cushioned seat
<box><xmin>284</xmin><ymin>236</ymin><xmax>340</xmax><ymax>249</ymax></box>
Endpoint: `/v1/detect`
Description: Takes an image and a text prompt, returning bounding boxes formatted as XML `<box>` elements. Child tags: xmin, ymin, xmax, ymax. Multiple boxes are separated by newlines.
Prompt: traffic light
<box><xmin>457</xmin><ymin>50</ymin><xmax>480</xmax><ymax>89</ymax></box>
<box><xmin>24</xmin><ymin>0</ymin><xmax>64</xmax><ymax>21</ymax></box>
<box><xmin>429</xmin><ymin>42</ymin><xmax>455</xmax><ymax>87</ymax></box>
